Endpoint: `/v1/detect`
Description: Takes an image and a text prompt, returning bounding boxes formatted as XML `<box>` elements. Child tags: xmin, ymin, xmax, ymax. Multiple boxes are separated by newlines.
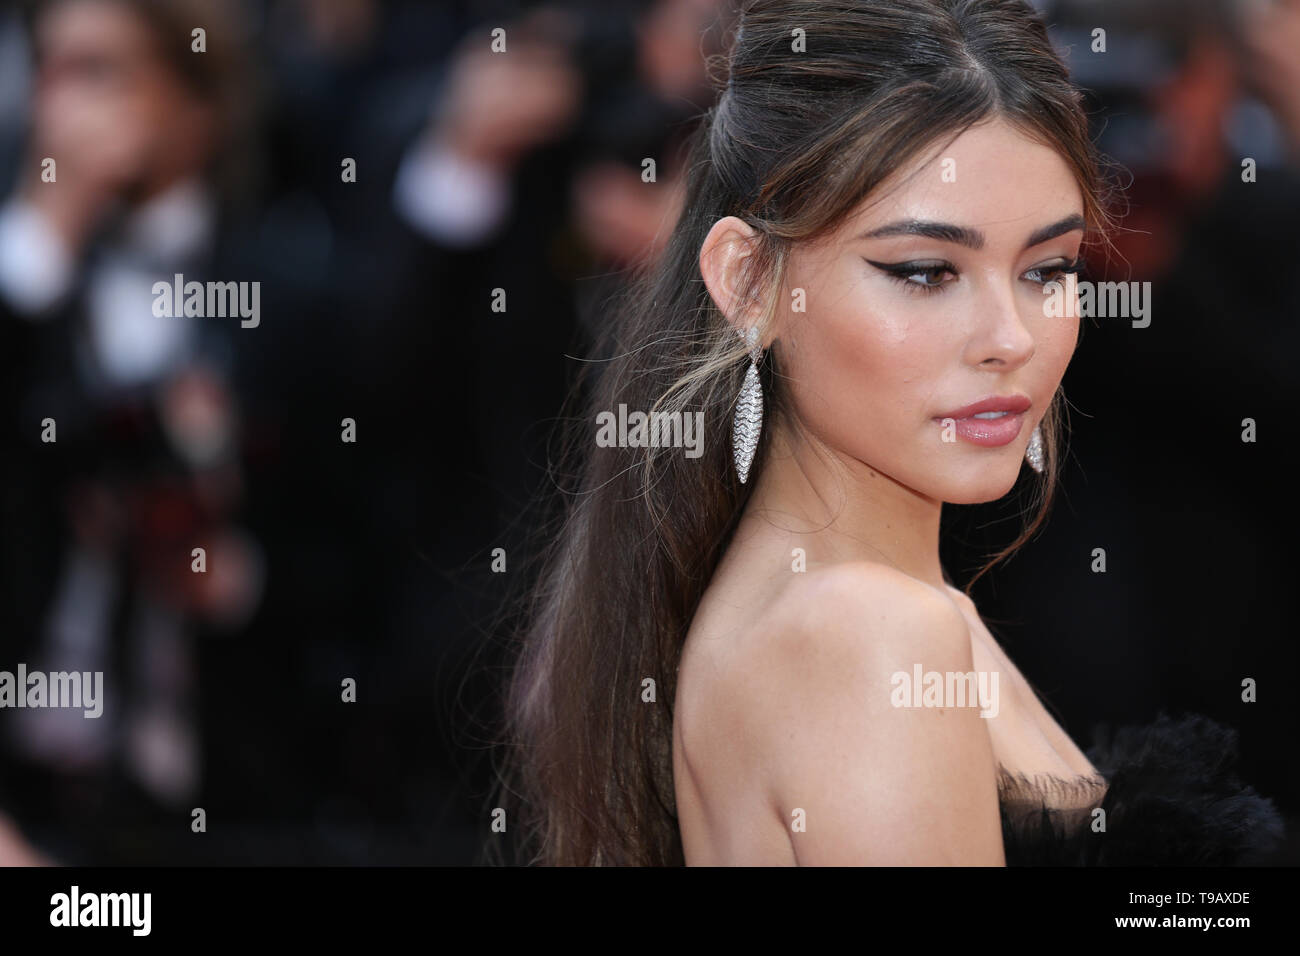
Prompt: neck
<box><xmin>741</xmin><ymin>413</ymin><xmax>947</xmax><ymax>591</ymax></box>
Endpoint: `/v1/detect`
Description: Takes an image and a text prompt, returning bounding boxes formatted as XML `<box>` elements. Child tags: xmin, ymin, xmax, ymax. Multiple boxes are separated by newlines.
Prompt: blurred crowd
<box><xmin>0</xmin><ymin>0</ymin><xmax>1296</xmax><ymax>864</ymax></box>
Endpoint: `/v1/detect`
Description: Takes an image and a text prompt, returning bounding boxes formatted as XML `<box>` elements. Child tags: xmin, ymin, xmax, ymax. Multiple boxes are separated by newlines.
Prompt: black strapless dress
<box><xmin>998</xmin><ymin>712</ymin><xmax>1284</xmax><ymax>865</ymax></box>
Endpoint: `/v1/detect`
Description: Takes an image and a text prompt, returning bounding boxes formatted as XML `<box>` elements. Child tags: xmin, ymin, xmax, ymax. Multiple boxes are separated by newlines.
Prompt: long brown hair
<box><xmin>497</xmin><ymin>0</ymin><xmax>1115</xmax><ymax>866</ymax></box>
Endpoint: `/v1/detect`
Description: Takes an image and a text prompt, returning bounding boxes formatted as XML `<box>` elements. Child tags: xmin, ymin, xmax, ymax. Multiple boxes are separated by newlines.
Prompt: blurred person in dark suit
<box><xmin>0</xmin><ymin>0</ymin><xmax>268</xmax><ymax>863</ymax></box>
<box><xmin>302</xmin><ymin>2</ymin><xmax>727</xmax><ymax>862</ymax></box>
<box><xmin>390</xmin><ymin>0</ymin><xmax>723</xmax><ymax>519</ymax></box>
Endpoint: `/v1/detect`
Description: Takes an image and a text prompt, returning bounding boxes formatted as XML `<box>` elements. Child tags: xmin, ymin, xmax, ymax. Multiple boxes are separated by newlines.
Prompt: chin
<box><xmin>936</xmin><ymin>462</ymin><xmax>1024</xmax><ymax>504</ymax></box>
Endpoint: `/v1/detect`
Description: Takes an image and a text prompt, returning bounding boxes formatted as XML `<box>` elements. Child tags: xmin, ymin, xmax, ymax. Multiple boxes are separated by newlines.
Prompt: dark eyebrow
<box><xmin>859</xmin><ymin>213</ymin><xmax>1087</xmax><ymax>252</ymax></box>
<box><xmin>860</xmin><ymin>220</ymin><xmax>984</xmax><ymax>249</ymax></box>
<box><xmin>1025</xmin><ymin>214</ymin><xmax>1087</xmax><ymax>248</ymax></box>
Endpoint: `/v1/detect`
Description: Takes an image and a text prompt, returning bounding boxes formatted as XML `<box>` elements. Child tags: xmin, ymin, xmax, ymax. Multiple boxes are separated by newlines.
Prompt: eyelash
<box><xmin>867</xmin><ymin>258</ymin><xmax>1085</xmax><ymax>295</ymax></box>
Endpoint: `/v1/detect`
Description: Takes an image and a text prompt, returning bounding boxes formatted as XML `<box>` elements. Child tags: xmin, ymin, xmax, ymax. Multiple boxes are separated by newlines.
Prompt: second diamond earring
<box><xmin>1025</xmin><ymin>424</ymin><xmax>1045</xmax><ymax>474</ymax></box>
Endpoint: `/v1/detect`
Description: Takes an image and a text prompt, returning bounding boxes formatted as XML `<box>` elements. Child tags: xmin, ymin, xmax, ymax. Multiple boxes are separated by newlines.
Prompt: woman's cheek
<box><xmin>1038</xmin><ymin>313</ymin><xmax>1079</xmax><ymax>376</ymax></box>
<box><xmin>782</xmin><ymin>305</ymin><xmax>882</xmax><ymax>425</ymax></box>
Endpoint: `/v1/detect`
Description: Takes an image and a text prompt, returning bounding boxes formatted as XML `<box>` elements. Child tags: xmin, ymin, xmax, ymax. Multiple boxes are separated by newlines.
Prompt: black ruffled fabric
<box><xmin>999</xmin><ymin>712</ymin><xmax>1284</xmax><ymax>866</ymax></box>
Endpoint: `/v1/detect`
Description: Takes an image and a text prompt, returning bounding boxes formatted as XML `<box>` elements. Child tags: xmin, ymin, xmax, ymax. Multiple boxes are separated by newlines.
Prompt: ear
<box><xmin>699</xmin><ymin>216</ymin><xmax>766</xmax><ymax>338</ymax></box>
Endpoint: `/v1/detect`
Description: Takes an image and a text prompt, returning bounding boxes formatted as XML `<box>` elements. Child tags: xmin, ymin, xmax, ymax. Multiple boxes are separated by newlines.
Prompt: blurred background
<box><xmin>0</xmin><ymin>0</ymin><xmax>1295</xmax><ymax>864</ymax></box>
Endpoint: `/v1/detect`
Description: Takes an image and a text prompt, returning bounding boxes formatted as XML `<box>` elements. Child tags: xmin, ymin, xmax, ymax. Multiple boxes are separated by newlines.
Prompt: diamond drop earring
<box><xmin>732</xmin><ymin>327</ymin><xmax>764</xmax><ymax>484</ymax></box>
<box><xmin>1025</xmin><ymin>424</ymin><xmax>1045</xmax><ymax>474</ymax></box>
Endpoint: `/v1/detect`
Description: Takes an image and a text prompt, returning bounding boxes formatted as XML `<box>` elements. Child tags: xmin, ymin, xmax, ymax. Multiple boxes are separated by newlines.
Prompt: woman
<box><xmin>498</xmin><ymin>0</ymin><xmax>1282</xmax><ymax>865</ymax></box>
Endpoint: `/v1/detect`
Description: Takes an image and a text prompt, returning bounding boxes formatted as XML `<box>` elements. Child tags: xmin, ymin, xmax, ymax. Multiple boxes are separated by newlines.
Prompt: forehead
<box><xmin>841</xmin><ymin>118</ymin><xmax>1084</xmax><ymax>242</ymax></box>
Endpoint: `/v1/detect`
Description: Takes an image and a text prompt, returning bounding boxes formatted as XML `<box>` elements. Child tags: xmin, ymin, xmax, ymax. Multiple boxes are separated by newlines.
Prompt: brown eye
<box><xmin>907</xmin><ymin>266</ymin><xmax>951</xmax><ymax>287</ymax></box>
<box><xmin>865</xmin><ymin>259</ymin><xmax>958</xmax><ymax>292</ymax></box>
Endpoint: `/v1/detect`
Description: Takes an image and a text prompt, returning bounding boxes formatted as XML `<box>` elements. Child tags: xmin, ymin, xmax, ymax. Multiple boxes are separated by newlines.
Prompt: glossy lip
<box><xmin>932</xmin><ymin>394</ymin><xmax>1032</xmax><ymax>421</ymax></box>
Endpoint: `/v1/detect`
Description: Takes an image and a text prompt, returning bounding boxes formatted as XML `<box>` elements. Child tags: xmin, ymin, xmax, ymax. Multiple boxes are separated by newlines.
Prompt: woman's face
<box><xmin>777</xmin><ymin>117</ymin><xmax>1084</xmax><ymax>504</ymax></box>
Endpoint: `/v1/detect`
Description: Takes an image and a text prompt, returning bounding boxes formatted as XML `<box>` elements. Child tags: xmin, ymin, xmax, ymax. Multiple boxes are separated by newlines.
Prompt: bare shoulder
<box><xmin>755</xmin><ymin>561</ymin><xmax>973</xmax><ymax>667</ymax></box>
<box><xmin>735</xmin><ymin>562</ymin><xmax>1005</xmax><ymax>864</ymax></box>
<box><xmin>693</xmin><ymin>562</ymin><xmax>970</xmax><ymax>714</ymax></box>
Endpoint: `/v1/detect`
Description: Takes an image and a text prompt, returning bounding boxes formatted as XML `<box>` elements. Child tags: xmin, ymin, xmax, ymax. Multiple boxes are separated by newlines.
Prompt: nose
<box><xmin>964</xmin><ymin>273</ymin><xmax>1036</xmax><ymax>370</ymax></box>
